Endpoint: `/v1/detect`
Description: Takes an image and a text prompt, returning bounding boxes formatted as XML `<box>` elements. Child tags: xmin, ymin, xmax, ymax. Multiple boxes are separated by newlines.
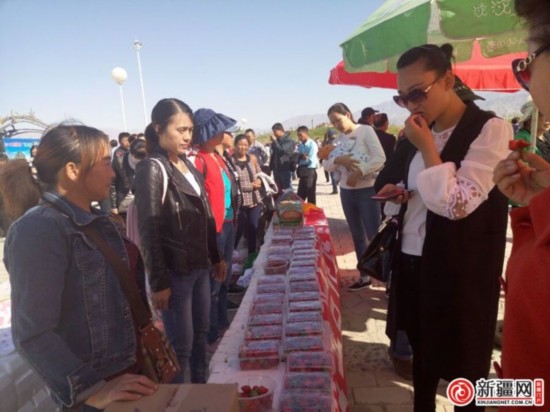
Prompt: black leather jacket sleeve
<box><xmin>134</xmin><ymin>159</ymin><xmax>171</xmax><ymax>292</ymax></box>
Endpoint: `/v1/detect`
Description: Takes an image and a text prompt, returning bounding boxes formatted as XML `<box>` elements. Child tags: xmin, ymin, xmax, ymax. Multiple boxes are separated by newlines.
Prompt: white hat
<box><xmin>518</xmin><ymin>98</ymin><xmax>537</xmax><ymax>127</ymax></box>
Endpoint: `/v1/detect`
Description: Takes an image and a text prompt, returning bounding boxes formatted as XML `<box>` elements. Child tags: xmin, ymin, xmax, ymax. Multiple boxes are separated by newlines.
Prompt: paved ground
<box><xmin>312</xmin><ymin>173</ymin><xmax>510</xmax><ymax>412</ymax></box>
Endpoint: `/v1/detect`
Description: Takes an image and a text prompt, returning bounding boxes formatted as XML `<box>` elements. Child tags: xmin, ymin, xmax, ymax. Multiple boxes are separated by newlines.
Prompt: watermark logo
<box><xmin>447</xmin><ymin>378</ymin><xmax>545</xmax><ymax>407</ymax></box>
<box><xmin>447</xmin><ymin>378</ymin><xmax>475</xmax><ymax>406</ymax></box>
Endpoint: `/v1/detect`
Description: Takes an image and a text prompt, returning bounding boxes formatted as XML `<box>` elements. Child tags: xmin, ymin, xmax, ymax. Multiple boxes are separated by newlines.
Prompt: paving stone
<box><xmin>346</xmin><ymin>371</ymin><xmax>377</xmax><ymax>388</ymax></box>
<box><xmin>353</xmin><ymin>387</ymin><xmax>413</xmax><ymax>405</ymax></box>
<box><xmin>349</xmin><ymin>405</ymin><xmax>384</xmax><ymax>412</ymax></box>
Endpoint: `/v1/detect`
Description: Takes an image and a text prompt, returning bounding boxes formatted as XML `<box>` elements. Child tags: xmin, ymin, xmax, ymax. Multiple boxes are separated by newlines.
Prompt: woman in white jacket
<box><xmin>323</xmin><ymin>102</ymin><xmax>386</xmax><ymax>291</ymax></box>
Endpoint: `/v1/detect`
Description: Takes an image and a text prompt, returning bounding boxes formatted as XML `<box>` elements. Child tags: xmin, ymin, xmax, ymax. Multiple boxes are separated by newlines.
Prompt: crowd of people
<box><xmin>0</xmin><ymin>0</ymin><xmax>548</xmax><ymax>410</ymax></box>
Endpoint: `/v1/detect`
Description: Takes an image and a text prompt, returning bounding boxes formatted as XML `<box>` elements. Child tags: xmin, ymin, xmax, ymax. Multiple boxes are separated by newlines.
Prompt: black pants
<box><xmin>398</xmin><ymin>253</ymin><xmax>484</xmax><ymax>412</ymax></box>
<box><xmin>234</xmin><ymin>204</ymin><xmax>262</xmax><ymax>253</ymax></box>
<box><xmin>297</xmin><ymin>169</ymin><xmax>317</xmax><ymax>205</ymax></box>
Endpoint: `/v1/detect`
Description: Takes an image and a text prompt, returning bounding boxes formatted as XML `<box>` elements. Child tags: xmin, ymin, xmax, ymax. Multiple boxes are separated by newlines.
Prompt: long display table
<box><xmin>208</xmin><ymin>208</ymin><xmax>348</xmax><ymax>411</ymax></box>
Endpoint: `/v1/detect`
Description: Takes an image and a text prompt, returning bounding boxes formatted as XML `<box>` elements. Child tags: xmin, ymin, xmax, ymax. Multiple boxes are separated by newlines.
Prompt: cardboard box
<box><xmin>105</xmin><ymin>383</ymin><xmax>239</xmax><ymax>412</ymax></box>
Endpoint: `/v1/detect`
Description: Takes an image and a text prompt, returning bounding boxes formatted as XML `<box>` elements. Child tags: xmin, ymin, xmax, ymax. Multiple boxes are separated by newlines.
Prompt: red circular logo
<box><xmin>447</xmin><ymin>378</ymin><xmax>475</xmax><ymax>406</ymax></box>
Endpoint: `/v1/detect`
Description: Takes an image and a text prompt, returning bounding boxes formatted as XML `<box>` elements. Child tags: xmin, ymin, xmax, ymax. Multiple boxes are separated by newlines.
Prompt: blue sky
<box><xmin>0</xmin><ymin>0</ymin><xmax>394</xmax><ymax>134</ymax></box>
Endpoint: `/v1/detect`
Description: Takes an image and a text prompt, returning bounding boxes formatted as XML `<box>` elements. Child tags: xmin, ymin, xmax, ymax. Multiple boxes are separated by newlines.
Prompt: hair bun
<box><xmin>440</xmin><ymin>43</ymin><xmax>454</xmax><ymax>62</ymax></box>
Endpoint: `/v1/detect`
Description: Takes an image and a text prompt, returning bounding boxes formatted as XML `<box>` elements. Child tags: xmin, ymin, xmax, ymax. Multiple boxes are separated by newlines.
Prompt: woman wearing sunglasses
<box><xmin>493</xmin><ymin>0</ymin><xmax>550</xmax><ymax>407</ymax></box>
<box><xmin>376</xmin><ymin>43</ymin><xmax>512</xmax><ymax>411</ymax></box>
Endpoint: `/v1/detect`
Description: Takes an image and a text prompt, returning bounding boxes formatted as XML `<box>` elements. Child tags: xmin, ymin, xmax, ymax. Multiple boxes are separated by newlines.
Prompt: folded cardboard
<box><xmin>105</xmin><ymin>383</ymin><xmax>239</xmax><ymax>412</ymax></box>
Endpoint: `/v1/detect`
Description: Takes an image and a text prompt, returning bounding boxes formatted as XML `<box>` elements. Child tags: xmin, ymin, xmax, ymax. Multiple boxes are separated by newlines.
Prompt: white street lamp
<box><xmin>132</xmin><ymin>40</ymin><xmax>148</xmax><ymax>127</ymax></box>
<box><xmin>111</xmin><ymin>67</ymin><xmax>128</xmax><ymax>131</ymax></box>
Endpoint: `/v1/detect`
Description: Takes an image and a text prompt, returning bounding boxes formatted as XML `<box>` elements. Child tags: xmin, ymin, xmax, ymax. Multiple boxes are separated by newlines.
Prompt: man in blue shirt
<box><xmin>296</xmin><ymin>125</ymin><xmax>319</xmax><ymax>204</ymax></box>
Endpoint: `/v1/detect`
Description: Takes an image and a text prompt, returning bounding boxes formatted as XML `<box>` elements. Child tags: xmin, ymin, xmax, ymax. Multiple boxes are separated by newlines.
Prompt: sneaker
<box><xmin>388</xmin><ymin>349</ymin><xmax>413</xmax><ymax>381</ymax></box>
<box><xmin>348</xmin><ymin>278</ymin><xmax>372</xmax><ymax>292</ymax></box>
<box><xmin>331</xmin><ymin>190</ymin><xmax>338</xmax><ymax>195</ymax></box>
<box><xmin>228</xmin><ymin>284</ymin><xmax>246</xmax><ymax>294</ymax></box>
<box><xmin>227</xmin><ymin>300</ymin><xmax>240</xmax><ymax>310</ymax></box>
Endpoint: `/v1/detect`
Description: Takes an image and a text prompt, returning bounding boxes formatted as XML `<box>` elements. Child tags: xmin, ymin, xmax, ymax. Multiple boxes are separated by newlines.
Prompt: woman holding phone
<box><xmin>376</xmin><ymin>44</ymin><xmax>512</xmax><ymax>411</ymax></box>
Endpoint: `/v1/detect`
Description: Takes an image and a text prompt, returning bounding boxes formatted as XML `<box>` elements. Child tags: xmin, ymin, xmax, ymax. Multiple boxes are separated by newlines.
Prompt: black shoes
<box><xmin>388</xmin><ymin>349</ymin><xmax>413</xmax><ymax>381</ymax></box>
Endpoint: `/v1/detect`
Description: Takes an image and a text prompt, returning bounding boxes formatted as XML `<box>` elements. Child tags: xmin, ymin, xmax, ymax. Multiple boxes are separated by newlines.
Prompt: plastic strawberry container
<box><xmin>250</xmin><ymin>301</ymin><xmax>284</xmax><ymax>315</ymax></box>
<box><xmin>288</xmin><ymin>273</ymin><xmax>318</xmax><ymax>284</ymax></box>
<box><xmin>264</xmin><ymin>259</ymin><xmax>289</xmax><ymax>275</ymax></box>
<box><xmin>288</xmin><ymin>291</ymin><xmax>320</xmax><ymax>302</ymax></box>
<box><xmin>239</xmin><ymin>340</ymin><xmax>281</xmax><ymax>370</ymax></box>
<box><xmin>287</xmin><ymin>311</ymin><xmax>322</xmax><ymax>324</ymax></box>
<box><xmin>286</xmin><ymin>351</ymin><xmax>333</xmax><ymax>373</ymax></box>
<box><xmin>248</xmin><ymin>313</ymin><xmax>283</xmax><ymax>327</ymax></box>
<box><xmin>257</xmin><ymin>275</ymin><xmax>286</xmax><ymax>285</ymax></box>
<box><xmin>284</xmin><ymin>335</ymin><xmax>324</xmax><ymax>354</ymax></box>
<box><xmin>256</xmin><ymin>282</ymin><xmax>286</xmax><ymax>295</ymax></box>
<box><xmin>288</xmin><ymin>300</ymin><xmax>322</xmax><ymax>313</ymax></box>
<box><xmin>285</xmin><ymin>321</ymin><xmax>323</xmax><ymax>337</ymax></box>
<box><xmin>245</xmin><ymin>325</ymin><xmax>283</xmax><ymax>341</ymax></box>
<box><xmin>283</xmin><ymin>372</ymin><xmax>332</xmax><ymax>392</ymax></box>
<box><xmin>289</xmin><ymin>281</ymin><xmax>319</xmax><ymax>293</ymax></box>
<box><xmin>252</xmin><ymin>293</ymin><xmax>285</xmax><ymax>305</ymax></box>
<box><xmin>228</xmin><ymin>375</ymin><xmax>277</xmax><ymax>412</ymax></box>
<box><xmin>281</xmin><ymin>391</ymin><xmax>332</xmax><ymax>412</ymax></box>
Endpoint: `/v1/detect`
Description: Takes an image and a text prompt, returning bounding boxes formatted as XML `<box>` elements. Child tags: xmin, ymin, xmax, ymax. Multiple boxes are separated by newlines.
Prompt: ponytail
<box><xmin>144</xmin><ymin>123</ymin><xmax>159</xmax><ymax>155</ymax></box>
<box><xmin>0</xmin><ymin>159</ymin><xmax>42</xmax><ymax>221</ymax></box>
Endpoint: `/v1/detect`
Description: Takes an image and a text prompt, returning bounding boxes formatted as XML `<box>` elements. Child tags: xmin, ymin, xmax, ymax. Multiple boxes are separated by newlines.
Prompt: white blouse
<box><xmin>323</xmin><ymin>124</ymin><xmax>386</xmax><ymax>190</ymax></box>
<box><xmin>401</xmin><ymin>117</ymin><xmax>512</xmax><ymax>256</ymax></box>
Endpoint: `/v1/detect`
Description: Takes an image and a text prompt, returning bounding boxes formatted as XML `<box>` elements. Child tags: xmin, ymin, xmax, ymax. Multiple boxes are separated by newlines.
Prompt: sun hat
<box><xmin>193</xmin><ymin>108</ymin><xmax>238</xmax><ymax>145</ymax></box>
<box><xmin>453</xmin><ymin>76</ymin><xmax>485</xmax><ymax>102</ymax></box>
<box><xmin>517</xmin><ymin>99</ymin><xmax>537</xmax><ymax>127</ymax></box>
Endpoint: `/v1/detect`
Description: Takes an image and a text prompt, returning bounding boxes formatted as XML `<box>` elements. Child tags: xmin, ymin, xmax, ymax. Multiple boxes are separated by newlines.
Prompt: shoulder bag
<box><xmin>357</xmin><ymin>215</ymin><xmax>400</xmax><ymax>283</ymax></box>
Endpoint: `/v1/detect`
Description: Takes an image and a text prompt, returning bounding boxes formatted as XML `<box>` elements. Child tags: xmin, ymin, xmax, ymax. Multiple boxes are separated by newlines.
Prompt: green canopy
<box><xmin>341</xmin><ymin>0</ymin><xmax>527</xmax><ymax>73</ymax></box>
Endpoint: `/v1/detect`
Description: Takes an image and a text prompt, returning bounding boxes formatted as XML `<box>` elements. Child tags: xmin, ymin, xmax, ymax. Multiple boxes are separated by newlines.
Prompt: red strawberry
<box><xmin>509</xmin><ymin>140</ymin><xmax>530</xmax><ymax>151</ymax></box>
<box><xmin>241</xmin><ymin>385</ymin><xmax>251</xmax><ymax>394</ymax></box>
<box><xmin>258</xmin><ymin>385</ymin><xmax>269</xmax><ymax>394</ymax></box>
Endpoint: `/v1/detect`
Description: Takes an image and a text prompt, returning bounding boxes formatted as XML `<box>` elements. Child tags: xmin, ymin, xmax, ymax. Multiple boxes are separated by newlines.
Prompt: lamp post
<box><xmin>241</xmin><ymin>118</ymin><xmax>247</xmax><ymax>132</ymax></box>
<box><xmin>132</xmin><ymin>40</ymin><xmax>148</xmax><ymax>127</ymax></box>
<box><xmin>111</xmin><ymin>67</ymin><xmax>128</xmax><ymax>131</ymax></box>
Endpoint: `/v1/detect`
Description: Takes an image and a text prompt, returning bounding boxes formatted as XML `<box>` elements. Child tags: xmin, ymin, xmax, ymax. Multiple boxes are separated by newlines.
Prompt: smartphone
<box><xmin>371</xmin><ymin>189</ymin><xmax>405</xmax><ymax>201</ymax></box>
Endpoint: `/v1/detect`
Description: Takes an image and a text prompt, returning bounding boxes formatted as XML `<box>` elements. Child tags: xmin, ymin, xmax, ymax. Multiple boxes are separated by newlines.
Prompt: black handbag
<box><xmin>357</xmin><ymin>216</ymin><xmax>400</xmax><ymax>283</ymax></box>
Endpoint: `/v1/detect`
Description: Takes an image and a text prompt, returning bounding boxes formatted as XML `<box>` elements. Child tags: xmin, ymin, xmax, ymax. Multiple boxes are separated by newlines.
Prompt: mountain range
<box><xmin>281</xmin><ymin>90</ymin><xmax>530</xmax><ymax>131</ymax></box>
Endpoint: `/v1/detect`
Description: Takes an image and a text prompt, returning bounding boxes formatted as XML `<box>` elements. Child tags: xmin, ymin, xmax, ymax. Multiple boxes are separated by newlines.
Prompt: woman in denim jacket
<box><xmin>1</xmin><ymin>125</ymin><xmax>157</xmax><ymax>410</ymax></box>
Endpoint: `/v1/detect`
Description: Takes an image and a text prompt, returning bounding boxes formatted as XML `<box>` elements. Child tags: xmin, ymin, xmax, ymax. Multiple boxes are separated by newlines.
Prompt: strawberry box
<box><xmin>286</xmin><ymin>311</ymin><xmax>322</xmax><ymax>324</ymax></box>
<box><xmin>239</xmin><ymin>340</ymin><xmax>281</xmax><ymax>370</ymax></box>
<box><xmin>245</xmin><ymin>325</ymin><xmax>283</xmax><ymax>341</ymax></box>
<box><xmin>289</xmin><ymin>281</ymin><xmax>319</xmax><ymax>293</ymax></box>
<box><xmin>281</xmin><ymin>391</ymin><xmax>332</xmax><ymax>412</ymax></box>
<box><xmin>284</xmin><ymin>335</ymin><xmax>324</xmax><ymax>354</ymax></box>
<box><xmin>248</xmin><ymin>313</ymin><xmax>283</xmax><ymax>327</ymax></box>
<box><xmin>286</xmin><ymin>351</ymin><xmax>333</xmax><ymax>373</ymax></box>
<box><xmin>252</xmin><ymin>293</ymin><xmax>285</xmax><ymax>305</ymax></box>
<box><xmin>285</xmin><ymin>321</ymin><xmax>323</xmax><ymax>338</ymax></box>
<box><xmin>288</xmin><ymin>300</ymin><xmax>322</xmax><ymax>313</ymax></box>
<box><xmin>250</xmin><ymin>302</ymin><xmax>284</xmax><ymax>315</ymax></box>
<box><xmin>257</xmin><ymin>275</ymin><xmax>286</xmax><ymax>285</ymax></box>
<box><xmin>283</xmin><ymin>372</ymin><xmax>332</xmax><ymax>392</ymax></box>
<box><xmin>288</xmin><ymin>291</ymin><xmax>320</xmax><ymax>302</ymax></box>
<box><xmin>256</xmin><ymin>282</ymin><xmax>286</xmax><ymax>295</ymax></box>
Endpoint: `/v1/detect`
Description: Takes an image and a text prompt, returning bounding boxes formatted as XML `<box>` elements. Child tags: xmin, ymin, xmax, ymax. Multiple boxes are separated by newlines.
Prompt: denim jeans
<box><xmin>208</xmin><ymin>221</ymin><xmax>235</xmax><ymax>343</ymax></box>
<box><xmin>161</xmin><ymin>268</ymin><xmax>210</xmax><ymax>383</ymax></box>
<box><xmin>339</xmin><ymin>186</ymin><xmax>381</xmax><ymax>280</ymax></box>
<box><xmin>235</xmin><ymin>205</ymin><xmax>262</xmax><ymax>254</ymax></box>
<box><xmin>274</xmin><ymin>169</ymin><xmax>292</xmax><ymax>190</ymax></box>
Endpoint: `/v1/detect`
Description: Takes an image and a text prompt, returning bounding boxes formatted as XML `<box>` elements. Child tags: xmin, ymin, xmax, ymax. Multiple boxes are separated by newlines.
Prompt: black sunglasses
<box><xmin>393</xmin><ymin>76</ymin><xmax>442</xmax><ymax>108</ymax></box>
<box><xmin>512</xmin><ymin>44</ymin><xmax>550</xmax><ymax>91</ymax></box>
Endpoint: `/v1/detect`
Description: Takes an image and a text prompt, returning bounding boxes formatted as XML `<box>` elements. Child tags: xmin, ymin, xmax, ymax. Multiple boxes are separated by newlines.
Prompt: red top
<box><xmin>194</xmin><ymin>150</ymin><xmax>227</xmax><ymax>233</ymax></box>
<box><xmin>501</xmin><ymin>189</ymin><xmax>550</xmax><ymax>410</ymax></box>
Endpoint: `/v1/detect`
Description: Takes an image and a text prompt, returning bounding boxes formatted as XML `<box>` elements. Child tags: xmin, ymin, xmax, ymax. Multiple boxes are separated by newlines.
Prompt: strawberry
<box><xmin>509</xmin><ymin>140</ymin><xmax>530</xmax><ymax>151</ymax></box>
<box><xmin>258</xmin><ymin>385</ymin><xmax>269</xmax><ymax>395</ymax></box>
<box><xmin>241</xmin><ymin>385</ymin><xmax>251</xmax><ymax>394</ymax></box>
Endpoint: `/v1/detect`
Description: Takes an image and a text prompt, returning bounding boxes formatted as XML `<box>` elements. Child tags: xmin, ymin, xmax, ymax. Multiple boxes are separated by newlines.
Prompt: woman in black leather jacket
<box><xmin>134</xmin><ymin>98</ymin><xmax>224</xmax><ymax>384</ymax></box>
